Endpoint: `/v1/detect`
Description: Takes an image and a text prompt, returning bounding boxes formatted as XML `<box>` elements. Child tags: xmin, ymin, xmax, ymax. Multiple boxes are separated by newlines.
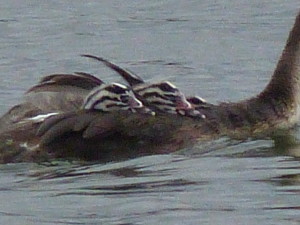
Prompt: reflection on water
<box><xmin>0</xmin><ymin>0</ymin><xmax>300</xmax><ymax>224</ymax></box>
<box><xmin>1</xmin><ymin>141</ymin><xmax>300</xmax><ymax>224</ymax></box>
<box><xmin>1</xmin><ymin>142</ymin><xmax>298</xmax><ymax>224</ymax></box>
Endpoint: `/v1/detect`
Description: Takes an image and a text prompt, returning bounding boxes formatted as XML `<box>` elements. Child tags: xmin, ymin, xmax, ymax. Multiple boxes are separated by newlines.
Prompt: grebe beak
<box><xmin>128</xmin><ymin>96</ymin><xmax>143</xmax><ymax>109</ymax></box>
<box><xmin>175</xmin><ymin>93</ymin><xmax>193</xmax><ymax>110</ymax></box>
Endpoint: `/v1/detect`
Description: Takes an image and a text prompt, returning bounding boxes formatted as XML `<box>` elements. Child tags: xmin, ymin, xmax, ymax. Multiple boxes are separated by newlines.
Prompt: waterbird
<box><xmin>0</xmin><ymin>10</ymin><xmax>300</xmax><ymax>163</ymax></box>
<box><xmin>81</xmin><ymin>54</ymin><xmax>198</xmax><ymax>115</ymax></box>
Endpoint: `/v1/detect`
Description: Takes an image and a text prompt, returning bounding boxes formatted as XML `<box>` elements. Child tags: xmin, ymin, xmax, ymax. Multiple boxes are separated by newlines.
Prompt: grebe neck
<box><xmin>259</xmin><ymin>12</ymin><xmax>300</xmax><ymax>110</ymax></box>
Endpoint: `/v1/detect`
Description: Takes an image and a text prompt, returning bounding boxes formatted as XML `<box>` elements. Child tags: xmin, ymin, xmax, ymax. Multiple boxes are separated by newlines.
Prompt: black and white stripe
<box><xmin>81</xmin><ymin>55</ymin><xmax>193</xmax><ymax>114</ymax></box>
<box><xmin>132</xmin><ymin>81</ymin><xmax>191</xmax><ymax>114</ymax></box>
<box><xmin>187</xmin><ymin>96</ymin><xmax>207</xmax><ymax>106</ymax></box>
<box><xmin>82</xmin><ymin>83</ymin><xmax>143</xmax><ymax>112</ymax></box>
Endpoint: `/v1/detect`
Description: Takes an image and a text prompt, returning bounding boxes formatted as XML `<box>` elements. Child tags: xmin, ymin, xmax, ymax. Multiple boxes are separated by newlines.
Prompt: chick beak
<box><xmin>175</xmin><ymin>93</ymin><xmax>193</xmax><ymax>110</ymax></box>
<box><xmin>128</xmin><ymin>96</ymin><xmax>143</xmax><ymax>109</ymax></box>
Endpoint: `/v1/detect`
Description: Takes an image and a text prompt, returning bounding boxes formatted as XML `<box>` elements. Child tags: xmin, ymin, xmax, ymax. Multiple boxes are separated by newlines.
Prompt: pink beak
<box><xmin>128</xmin><ymin>96</ymin><xmax>143</xmax><ymax>109</ymax></box>
<box><xmin>176</xmin><ymin>93</ymin><xmax>193</xmax><ymax>110</ymax></box>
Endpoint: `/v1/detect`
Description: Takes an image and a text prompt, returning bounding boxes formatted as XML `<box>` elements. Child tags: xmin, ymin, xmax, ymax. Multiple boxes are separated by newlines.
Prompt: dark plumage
<box><xmin>0</xmin><ymin>10</ymin><xmax>300</xmax><ymax>163</ymax></box>
<box><xmin>81</xmin><ymin>54</ymin><xmax>196</xmax><ymax>115</ymax></box>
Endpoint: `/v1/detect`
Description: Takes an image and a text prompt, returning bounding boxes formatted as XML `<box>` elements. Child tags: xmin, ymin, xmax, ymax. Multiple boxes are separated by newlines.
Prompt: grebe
<box><xmin>0</xmin><ymin>10</ymin><xmax>299</xmax><ymax>163</ymax></box>
<box><xmin>81</xmin><ymin>54</ymin><xmax>196</xmax><ymax>115</ymax></box>
<box><xmin>36</xmin><ymin>82</ymin><xmax>152</xmax><ymax>146</ymax></box>
<box><xmin>81</xmin><ymin>83</ymin><xmax>143</xmax><ymax>112</ymax></box>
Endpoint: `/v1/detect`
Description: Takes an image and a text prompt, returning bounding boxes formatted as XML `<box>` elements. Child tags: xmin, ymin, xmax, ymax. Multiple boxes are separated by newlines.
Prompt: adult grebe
<box><xmin>0</xmin><ymin>10</ymin><xmax>299</xmax><ymax>163</ymax></box>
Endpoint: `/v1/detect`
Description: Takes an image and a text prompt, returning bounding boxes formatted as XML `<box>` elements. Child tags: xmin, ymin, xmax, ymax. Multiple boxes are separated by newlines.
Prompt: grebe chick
<box><xmin>81</xmin><ymin>54</ymin><xmax>196</xmax><ymax>115</ymax></box>
<box><xmin>35</xmin><ymin>82</ymin><xmax>153</xmax><ymax>143</ymax></box>
<box><xmin>83</xmin><ymin>83</ymin><xmax>142</xmax><ymax>112</ymax></box>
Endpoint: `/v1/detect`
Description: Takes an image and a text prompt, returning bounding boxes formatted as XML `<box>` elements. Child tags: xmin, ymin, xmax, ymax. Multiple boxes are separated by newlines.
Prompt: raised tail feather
<box><xmin>81</xmin><ymin>54</ymin><xmax>144</xmax><ymax>86</ymax></box>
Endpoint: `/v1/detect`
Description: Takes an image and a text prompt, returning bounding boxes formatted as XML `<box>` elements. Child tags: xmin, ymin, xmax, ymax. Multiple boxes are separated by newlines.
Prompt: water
<box><xmin>0</xmin><ymin>0</ymin><xmax>300</xmax><ymax>224</ymax></box>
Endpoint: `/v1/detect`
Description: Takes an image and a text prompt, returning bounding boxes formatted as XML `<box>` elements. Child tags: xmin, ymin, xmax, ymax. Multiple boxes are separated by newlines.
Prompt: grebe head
<box><xmin>133</xmin><ymin>81</ymin><xmax>192</xmax><ymax>114</ymax></box>
<box><xmin>82</xmin><ymin>83</ymin><xmax>144</xmax><ymax>112</ymax></box>
<box><xmin>80</xmin><ymin>55</ymin><xmax>194</xmax><ymax>114</ymax></box>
